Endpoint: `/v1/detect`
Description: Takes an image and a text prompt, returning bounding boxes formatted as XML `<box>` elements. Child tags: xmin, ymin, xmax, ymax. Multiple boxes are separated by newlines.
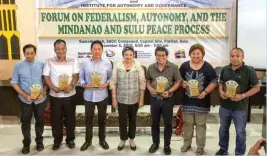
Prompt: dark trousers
<box><xmin>49</xmin><ymin>95</ymin><xmax>76</xmax><ymax>144</ymax></box>
<box><xmin>84</xmin><ymin>98</ymin><xmax>108</xmax><ymax>142</ymax></box>
<box><xmin>150</xmin><ymin>97</ymin><xmax>174</xmax><ymax>146</ymax></box>
<box><xmin>118</xmin><ymin>103</ymin><xmax>139</xmax><ymax>141</ymax></box>
<box><xmin>20</xmin><ymin>101</ymin><xmax>46</xmax><ymax>146</ymax></box>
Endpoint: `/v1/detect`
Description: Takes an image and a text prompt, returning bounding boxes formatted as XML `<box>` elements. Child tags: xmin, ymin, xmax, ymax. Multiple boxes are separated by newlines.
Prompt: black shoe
<box><xmin>22</xmin><ymin>145</ymin><xmax>30</xmax><ymax>154</ymax></box>
<box><xmin>66</xmin><ymin>141</ymin><xmax>75</xmax><ymax>149</ymax></box>
<box><xmin>149</xmin><ymin>143</ymin><xmax>159</xmax><ymax>153</ymax></box>
<box><xmin>36</xmin><ymin>144</ymin><xmax>44</xmax><ymax>151</ymax></box>
<box><xmin>129</xmin><ymin>140</ymin><xmax>136</xmax><ymax>151</ymax></box>
<box><xmin>80</xmin><ymin>141</ymin><xmax>92</xmax><ymax>151</ymax></box>
<box><xmin>164</xmin><ymin>146</ymin><xmax>172</xmax><ymax>155</ymax></box>
<box><xmin>117</xmin><ymin>141</ymin><xmax>125</xmax><ymax>151</ymax></box>
<box><xmin>52</xmin><ymin>144</ymin><xmax>60</xmax><ymax>151</ymax></box>
<box><xmin>99</xmin><ymin>140</ymin><xmax>109</xmax><ymax>150</ymax></box>
<box><xmin>117</xmin><ymin>145</ymin><xmax>124</xmax><ymax>151</ymax></box>
<box><xmin>215</xmin><ymin>149</ymin><xmax>228</xmax><ymax>155</ymax></box>
<box><xmin>130</xmin><ymin>144</ymin><xmax>136</xmax><ymax>151</ymax></box>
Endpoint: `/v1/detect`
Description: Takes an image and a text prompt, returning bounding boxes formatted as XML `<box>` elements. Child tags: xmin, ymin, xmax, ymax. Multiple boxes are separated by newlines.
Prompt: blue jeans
<box><xmin>218</xmin><ymin>106</ymin><xmax>247</xmax><ymax>155</ymax></box>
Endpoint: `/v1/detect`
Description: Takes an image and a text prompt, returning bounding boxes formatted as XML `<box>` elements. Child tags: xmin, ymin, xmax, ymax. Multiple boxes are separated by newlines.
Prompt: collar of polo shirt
<box><xmin>154</xmin><ymin>60</ymin><xmax>171</xmax><ymax>68</ymax></box>
<box><xmin>228</xmin><ymin>62</ymin><xmax>245</xmax><ymax>71</ymax></box>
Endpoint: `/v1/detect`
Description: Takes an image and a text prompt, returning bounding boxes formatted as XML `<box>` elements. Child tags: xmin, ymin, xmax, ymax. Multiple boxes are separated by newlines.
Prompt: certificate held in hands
<box><xmin>29</xmin><ymin>84</ymin><xmax>41</xmax><ymax>100</ymax></box>
<box><xmin>59</xmin><ymin>74</ymin><xmax>70</xmax><ymax>90</ymax></box>
<box><xmin>156</xmin><ymin>76</ymin><xmax>168</xmax><ymax>94</ymax></box>
<box><xmin>225</xmin><ymin>80</ymin><xmax>239</xmax><ymax>98</ymax></box>
<box><xmin>91</xmin><ymin>72</ymin><xmax>101</xmax><ymax>88</ymax></box>
<box><xmin>188</xmin><ymin>80</ymin><xmax>200</xmax><ymax>97</ymax></box>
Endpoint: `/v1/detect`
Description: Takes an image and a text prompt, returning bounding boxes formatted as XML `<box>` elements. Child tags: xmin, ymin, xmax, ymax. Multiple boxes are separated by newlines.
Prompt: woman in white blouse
<box><xmin>110</xmin><ymin>46</ymin><xmax>146</xmax><ymax>151</ymax></box>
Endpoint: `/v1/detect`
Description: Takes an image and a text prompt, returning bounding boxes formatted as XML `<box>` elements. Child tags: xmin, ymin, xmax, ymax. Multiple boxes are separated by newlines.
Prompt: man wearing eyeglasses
<box><xmin>146</xmin><ymin>46</ymin><xmax>182</xmax><ymax>155</ymax></box>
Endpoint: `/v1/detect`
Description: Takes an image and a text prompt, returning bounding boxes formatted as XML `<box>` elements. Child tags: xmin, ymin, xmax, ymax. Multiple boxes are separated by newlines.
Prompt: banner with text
<box><xmin>37</xmin><ymin>0</ymin><xmax>233</xmax><ymax>65</ymax></box>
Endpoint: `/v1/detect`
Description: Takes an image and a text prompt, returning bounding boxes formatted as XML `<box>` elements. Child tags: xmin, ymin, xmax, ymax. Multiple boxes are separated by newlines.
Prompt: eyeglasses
<box><xmin>156</xmin><ymin>54</ymin><xmax>167</xmax><ymax>57</ymax></box>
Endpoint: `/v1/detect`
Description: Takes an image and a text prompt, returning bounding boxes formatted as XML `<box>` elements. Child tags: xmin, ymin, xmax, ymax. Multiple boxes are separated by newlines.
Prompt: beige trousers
<box><xmin>183</xmin><ymin>113</ymin><xmax>208</xmax><ymax>149</ymax></box>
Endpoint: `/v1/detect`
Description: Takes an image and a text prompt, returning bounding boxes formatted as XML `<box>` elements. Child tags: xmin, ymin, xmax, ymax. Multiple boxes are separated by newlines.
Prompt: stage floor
<box><xmin>0</xmin><ymin>106</ymin><xmax>265</xmax><ymax>155</ymax></box>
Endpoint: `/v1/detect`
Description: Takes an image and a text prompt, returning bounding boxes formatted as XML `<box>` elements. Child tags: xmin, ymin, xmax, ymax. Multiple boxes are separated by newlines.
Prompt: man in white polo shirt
<box><xmin>43</xmin><ymin>39</ymin><xmax>79</xmax><ymax>150</ymax></box>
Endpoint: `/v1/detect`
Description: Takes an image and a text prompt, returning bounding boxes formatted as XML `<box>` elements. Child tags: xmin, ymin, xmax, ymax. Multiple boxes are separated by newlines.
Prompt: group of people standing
<box><xmin>11</xmin><ymin>39</ymin><xmax>260</xmax><ymax>155</ymax></box>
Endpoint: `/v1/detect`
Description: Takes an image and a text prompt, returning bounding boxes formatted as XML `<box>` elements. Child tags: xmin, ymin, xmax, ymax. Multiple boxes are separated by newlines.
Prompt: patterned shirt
<box><xmin>43</xmin><ymin>56</ymin><xmax>79</xmax><ymax>98</ymax></box>
<box><xmin>146</xmin><ymin>61</ymin><xmax>182</xmax><ymax>99</ymax></box>
<box><xmin>110</xmin><ymin>61</ymin><xmax>146</xmax><ymax>104</ymax></box>
<box><xmin>180</xmin><ymin>61</ymin><xmax>217</xmax><ymax>114</ymax></box>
